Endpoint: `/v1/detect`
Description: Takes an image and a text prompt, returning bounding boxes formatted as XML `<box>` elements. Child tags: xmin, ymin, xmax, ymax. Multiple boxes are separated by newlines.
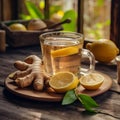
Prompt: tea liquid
<box><xmin>42</xmin><ymin>37</ymin><xmax>83</xmax><ymax>76</ymax></box>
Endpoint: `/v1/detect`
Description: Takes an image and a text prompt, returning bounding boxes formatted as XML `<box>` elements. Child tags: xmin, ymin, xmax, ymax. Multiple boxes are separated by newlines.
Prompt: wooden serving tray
<box><xmin>0</xmin><ymin>19</ymin><xmax>62</xmax><ymax>47</ymax></box>
<box><xmin>4</xmin><ymin>71</ymin><xmax>113</xmax><ymax>102</ymax></box>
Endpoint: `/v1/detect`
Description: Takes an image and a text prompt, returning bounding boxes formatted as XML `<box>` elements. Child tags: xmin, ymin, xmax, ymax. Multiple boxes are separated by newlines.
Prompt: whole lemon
<box><xmin>86</xmin><ymin>39</ymin><xmax>119</xmax><ymax>63</ymax></box>
<box><xmin>9</xmin><ymin>23</ymin><xmax>27</xmax><ymax>31</ymax></box>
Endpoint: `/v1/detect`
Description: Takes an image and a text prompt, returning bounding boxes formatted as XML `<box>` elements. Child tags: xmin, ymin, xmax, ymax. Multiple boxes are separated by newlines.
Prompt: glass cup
<box><xmin>40</xmin><ymin>31</ymin><xmax>95</xmax><ymax>76</ymax></box>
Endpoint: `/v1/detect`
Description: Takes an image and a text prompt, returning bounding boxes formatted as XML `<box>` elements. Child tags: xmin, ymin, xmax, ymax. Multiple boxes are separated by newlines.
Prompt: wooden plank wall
<box><xmin>0</xmin><ymin>0</ymin><xmax>3</xmax><ymax>20</ymax></box>
<box><xmin>0</xmin><ymin>0</ymin><xmax>19</xmax><ymax>21</ymax></box>
<box><xmin>0</xmin><ymin>0</ymin><xmax>12</xmax><ymax>21</ymax></box>
<box><xmin>110</xmin><ymin>0</ymin><xmax>120</xmax><ymax>49</ymax></box>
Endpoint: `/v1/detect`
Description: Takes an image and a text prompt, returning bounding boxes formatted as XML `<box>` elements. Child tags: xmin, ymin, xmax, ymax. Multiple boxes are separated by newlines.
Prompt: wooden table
<box><xmin>0</xmin><ymin>46</ymin><xmax>120</xmax><ymax>120</ymax></box>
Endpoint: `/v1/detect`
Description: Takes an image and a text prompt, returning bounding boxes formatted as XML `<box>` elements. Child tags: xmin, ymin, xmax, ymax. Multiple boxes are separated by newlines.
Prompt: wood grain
<box><xmin>4</xmin><ymin>71</ymin><xmax>112</xmax><ymax>102</ymax></box>
<box><xmin>0</xmin><ymin>45</ymin><xmax>120</xmax><ymax>120</ymax></box>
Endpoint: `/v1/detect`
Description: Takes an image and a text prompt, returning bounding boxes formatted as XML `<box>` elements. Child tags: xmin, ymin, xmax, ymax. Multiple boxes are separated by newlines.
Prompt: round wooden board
<box><xmin>5</xmin><ymin>71</ymin><xmax>113</xmax><ymax>102</ymax></box>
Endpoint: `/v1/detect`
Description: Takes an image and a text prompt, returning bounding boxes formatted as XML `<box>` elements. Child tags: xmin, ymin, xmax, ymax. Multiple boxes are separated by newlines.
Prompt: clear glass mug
<box><xmin>40</xmin><ymin>31</ymin><xmax>95</xmax><ymax>76</ymax></box>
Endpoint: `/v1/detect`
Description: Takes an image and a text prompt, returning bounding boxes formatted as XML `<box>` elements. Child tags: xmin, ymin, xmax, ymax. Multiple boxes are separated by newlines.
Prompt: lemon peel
<box><xmin>79</xmin><ymin>73</ymin><xmax>104</xmax><ymax>90</ymax></box>
<box><xmin>49</xmin><ymin>72</ymin><xmax>79</xmax><ymax>93</ymax></box>
<box><xmin>51</xmin><ymin>46</ymin><xmax>79</xmax><ymax>58</ymax></box>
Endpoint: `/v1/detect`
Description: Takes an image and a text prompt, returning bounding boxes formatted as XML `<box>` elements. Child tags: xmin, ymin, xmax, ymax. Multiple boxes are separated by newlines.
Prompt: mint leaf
<box><xmin>62</xmin><ymin>90</ymin><xmax>77</xmax><ymax>105</ymax></box>
<box><xmin>77</xmin><ymin>94</ymin><xmax>99</xmax><ymax>113</ymax></box>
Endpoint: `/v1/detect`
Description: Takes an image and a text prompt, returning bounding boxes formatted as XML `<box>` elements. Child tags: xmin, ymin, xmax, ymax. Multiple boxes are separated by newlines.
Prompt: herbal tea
<box><xmin>40</xmin><ymin>32</ymin><xmax>95</xmax><ymax>76</ymax></box>
<box><xmin>42</xmin><ymin>37</ymin><xmax>83</xmax><ymax>76</ymax></box>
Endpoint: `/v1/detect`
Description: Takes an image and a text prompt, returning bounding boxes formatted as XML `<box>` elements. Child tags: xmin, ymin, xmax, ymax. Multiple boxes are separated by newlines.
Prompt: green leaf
<box><xmin>104</xmin><ymin>19</ymin><xmax>111</xmax><ymax>26</ymax></box>
<box><xmin>96</xmin><ymin>0</ymin><xmax>104</xmax><ymax>7</ymax></box>
<box><xmin>25</xmin><ymin>1</ymin><xmax>44</xmax><ymax>19</ymax></box>
<box><xmin>77</xmin><ymin>94</ymin><xmax>99</xmax><ymax>113</ymax></box>
<box><xmin>61</xmin><ymin>10</ymin><xmax>77</xmax><ymax>32</ymax></box>
<box><xmin>19</xmin><ymin>14</ymin><xmax>32</xmax><ymax>20</ymax></box>
<box><xmin>62</xmin><ymin>90</ymin><xmax>77</xmax><ymax>105</ymax></box>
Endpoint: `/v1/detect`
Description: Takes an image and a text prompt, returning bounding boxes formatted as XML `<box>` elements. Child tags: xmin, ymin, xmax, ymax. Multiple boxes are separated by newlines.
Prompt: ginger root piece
<box><xmin>10</xmin><ymin>55</ymin><xmax>49</xmax><ymax>91</ymax></box>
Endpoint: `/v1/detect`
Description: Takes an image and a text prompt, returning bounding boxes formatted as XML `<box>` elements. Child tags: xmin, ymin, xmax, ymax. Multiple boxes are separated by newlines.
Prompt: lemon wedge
<box><xmin>79</xmin><ymin>73</ymin><xmax>104</xmax><ymax>90</ymax></box>
<box><xmin>49</xmin><ymin>72</ymin><xmax>79</xmax><ymax>93</ymax></box>
<box><xmin>51</xmin><ymin>46</ymin><xmax>79</xmax><ymax>58</ymax></box>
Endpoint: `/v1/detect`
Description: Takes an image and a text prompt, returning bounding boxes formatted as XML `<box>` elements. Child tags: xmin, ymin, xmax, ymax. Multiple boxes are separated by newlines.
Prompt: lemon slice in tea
<box><xmin>51</xmin><ymin>46</ymin><xmax>79</xmax><ymax>58</ymax></box>
<box><xmin>79</xmin><ymin>73</ymin><xmax>104</xmax><ymax>90</ymax></box>
<box><xmin>49</xmin><ymin>72</ymin><xmax>79</xmax><ymax>93</ymax></box>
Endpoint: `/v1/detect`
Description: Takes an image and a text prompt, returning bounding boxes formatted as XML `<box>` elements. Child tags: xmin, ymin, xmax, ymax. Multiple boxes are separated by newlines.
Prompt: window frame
<box><xmin>110</xmin><ymin>0</ymin><xmax>120</xmax><ymax>48</ymax></box>
<box><xmin>0</xmin><ymin>0</ymin><xmax>120</xmax><ymax>48</ymax></box>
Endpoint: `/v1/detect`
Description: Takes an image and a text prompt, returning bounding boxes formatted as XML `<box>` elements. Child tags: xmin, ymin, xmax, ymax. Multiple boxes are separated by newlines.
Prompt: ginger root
<box><xmin>10</xmin><ymin>55</ymin><xmax>49</xmax><ymax>91</ymax></box>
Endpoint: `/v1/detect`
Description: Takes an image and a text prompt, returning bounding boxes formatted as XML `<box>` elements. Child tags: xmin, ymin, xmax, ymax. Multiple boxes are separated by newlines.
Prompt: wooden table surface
<box><xmin>0</xmin><ymin>46</ymin><xmax>120</xmax><ymax>120</ymax></box>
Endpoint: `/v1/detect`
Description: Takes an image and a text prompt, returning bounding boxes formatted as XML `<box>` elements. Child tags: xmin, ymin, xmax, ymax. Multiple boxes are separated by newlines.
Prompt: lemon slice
<box><xmin>79</xmin><ymin>73</ymin><xmax>104</xmax><ymax>90</ymax></box>
<box><xmin>51</xmin><ymin>46</ymin><xmax>79</xmax><ymax>58</ymax></box>
<box><xmin>49</xmin><ymin>72</ymin><xmax>79</xmax><ymax>93</ymax></box>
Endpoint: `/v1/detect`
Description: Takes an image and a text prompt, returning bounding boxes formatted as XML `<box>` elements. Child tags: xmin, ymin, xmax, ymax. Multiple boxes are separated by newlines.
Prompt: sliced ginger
<box><xmin>10</xmin><ymin>55</ymin><xmax>50</xmax><ymax>91</ymax></box>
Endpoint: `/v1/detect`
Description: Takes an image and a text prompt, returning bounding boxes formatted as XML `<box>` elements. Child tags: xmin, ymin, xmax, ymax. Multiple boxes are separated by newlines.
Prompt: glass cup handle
<box><xmin>80</xmin><ymin>49</ymin><xmax>95</xmax><ymax>75</ymax></box>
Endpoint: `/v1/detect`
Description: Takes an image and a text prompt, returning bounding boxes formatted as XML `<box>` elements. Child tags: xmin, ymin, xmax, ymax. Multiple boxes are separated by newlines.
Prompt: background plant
<box><xmin>20</xmin><ymin>0</ymin><xmax>77</xmax><ymax>32</ymax></box>
<box><xmin>20</xmin><ymin>0</ymin><xmax>111</xmax><ymax>39</ymax></box>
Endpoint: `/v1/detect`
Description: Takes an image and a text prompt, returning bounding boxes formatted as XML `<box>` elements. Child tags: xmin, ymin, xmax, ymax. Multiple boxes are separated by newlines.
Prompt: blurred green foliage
<box><xmin>20</xmin><ymin>0</ymin><xmax>77</xmax><ymax>32</ymax></box>
<box><xmin>61</xmin><ymin>10</ymin><xmax>77</xmax><ymax>32</ymax></box>
<box><xmin>20</xmin><ymin>0</ymin><xmax>110</xmax><ymax>39</ymax></box>
<box><xmin>87</xmin><ymin>20</ymin><xmax>110</xmax><ymax>39</ymax></box>
<box><xmin>20</xmin><ymin>1</ymin><xmax>44</xmax><ymax>20</ymax></box>
<box><xmin>84</xmin><ymin>0</ymin><xmax>111</xmax><ymax>39</ymax></box>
